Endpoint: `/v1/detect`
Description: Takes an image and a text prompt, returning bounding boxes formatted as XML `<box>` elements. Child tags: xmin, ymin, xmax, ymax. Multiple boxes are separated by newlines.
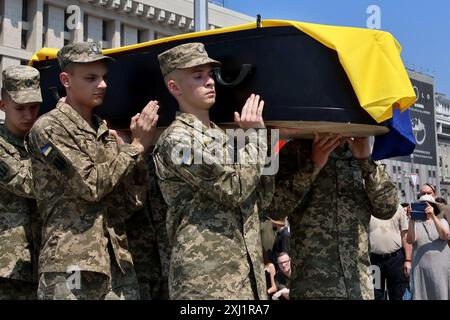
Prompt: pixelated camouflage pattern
<box><xmin>268</xmin><ymin>139</ymin><xmax>398</xmax><ymax>300</ymax></box>
<box><xmin>26</xmin><ymin>101</ymin><xmax>145</xmax><ymax>277</ymax></box>
<box><xmin>144</xmin><ymin>151</ymin><xmax>170</xmax><ymax>299</ymax></box>
<box><xmin>0</xmin><ymin>124</ymin><xmax>40</xmax><ymax>286</ymax></box>
<box><xmin>153</xmin><ymin>112</ymin><xmax>274</xmax><ymax>300</ymax></box>
<box><xmin>37</xmin><ymin>261</ymin><xmax>139</xmax><ymax>300</ymax></box>
<box><xmin>57</xmin><ymin>41</ymin><xmax>114</xmax><ymax>69</ymax></box>
<box><xmin>122</xmin><ymin>153</ymin><xmax>164</xmax><ymax>300</ymax></box>
<box><xmin>2</xmin><ymin>65</ymin><xmax>42</xmax><ymax>104</ymax></box>
<box><xmin>0</xmin><ymin>278</ymin><xmax>37</xmax><ymax>300</ymax></box>
<box><xmin>158</xmin><ymin>42</ymin><xmax>221</xmax><ymax>77</ymax></box>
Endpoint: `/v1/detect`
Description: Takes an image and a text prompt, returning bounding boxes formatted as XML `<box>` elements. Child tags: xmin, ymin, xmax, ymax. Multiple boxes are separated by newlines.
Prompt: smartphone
<box><xmin>411</xmin><ymin>202</ymin><xmax>427</xmax><ymax>221</ymax></box>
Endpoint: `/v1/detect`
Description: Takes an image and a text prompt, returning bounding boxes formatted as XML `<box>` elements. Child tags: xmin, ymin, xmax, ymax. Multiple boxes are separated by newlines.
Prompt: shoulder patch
<box><xmin>40</xmin><ymin>142</ymin><xmax>68</xmax><ymax>173</ymax></box>
<box><xmin>0</xmin><ymin>160</ymin><xmax>11</xmax><ymax>181</ymax></box>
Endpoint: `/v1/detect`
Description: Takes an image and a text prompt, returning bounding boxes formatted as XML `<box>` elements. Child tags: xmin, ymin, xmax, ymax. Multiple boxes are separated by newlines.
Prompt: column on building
<box><xmin>85</xmin><ymin>14</ymin><xmax>102</xmax><ymax>42</ymax></box>
<box><xmin>26</xmin><ymin>0</ymin><xmax>43</xmax><ymax>53</ymax></box>
<box><xmin>1</xmin><ymin>0</ymin><xmax>22</xmax><ymax>48</ymax></box>
<box><xmin>45</xmin><ymin>5</ymin><xmax>64</xmax><ymax>48</ymax></box>
<box><xmin>122</xmin><ymin>24</ymin><xmax>137</xmax><ymax>46</ymax></box>
<box><xmin>106</xmin><ymin>20</ymin><xmax>121</xmax><ymax>48</ymax></box>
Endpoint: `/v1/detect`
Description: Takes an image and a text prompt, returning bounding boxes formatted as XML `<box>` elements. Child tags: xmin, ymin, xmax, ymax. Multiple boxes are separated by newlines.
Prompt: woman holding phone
<box><xmin>406</xmin><ymin>191</ymin><xmax>450</xmax><ymax>300</ymax></box>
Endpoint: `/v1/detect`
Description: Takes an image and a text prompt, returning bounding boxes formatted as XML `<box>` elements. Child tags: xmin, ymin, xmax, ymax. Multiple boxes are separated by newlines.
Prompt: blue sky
<box><xmin>225</xmin><ymin>0</ymin><xmax>450</xmax><ymax>96</ymax></box>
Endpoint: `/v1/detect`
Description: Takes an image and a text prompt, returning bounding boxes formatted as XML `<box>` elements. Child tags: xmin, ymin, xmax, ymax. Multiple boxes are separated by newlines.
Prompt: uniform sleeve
<box><xmin>153</xmin><ymin>128</ymin><xmax>267</xmax><ymax>207</ymax></box>
<box><xmin>27</xmin><ymin>122</ymin><xmax>142</xmax><ymax>203</ymax></box>
<box><xmin>121</xmin><ymin>156</ymin><xmax>149</xmax><ymax>212</ymax></box>
<box><xmin>0</xmin><ymin>146</ymin><xmax>35</xmax><ymax>198</ymax></box>
<box><xmin>267</xmin><ymin>141</ymin><xmax>322</xmax><ymax>218</ymax></box>
<box><xmin>357</xmin><ymin>159</ymin><xmax>399</xmax><ymax>220</ymax></box>
<box><xmin>255</xmin><ymin>175</ymin><xmax>275</xmax><ymax>210</ymax></box>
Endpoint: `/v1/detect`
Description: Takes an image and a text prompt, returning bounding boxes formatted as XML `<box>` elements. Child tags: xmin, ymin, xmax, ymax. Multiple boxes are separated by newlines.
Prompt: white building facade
<box><xmin>383</xmin><ymin>71</ymin><xmax>440</xmax><ymax>204</ymax></box>
<box><xmin>436</xmin><ymin>92</ymin><xmax>450</xmax><ymax>201</ymax></box>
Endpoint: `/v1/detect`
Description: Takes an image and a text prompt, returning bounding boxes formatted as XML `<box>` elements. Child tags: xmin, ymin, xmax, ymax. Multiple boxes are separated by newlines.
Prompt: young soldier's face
<box><xmin>0</xmin><ymin>96</ymin><xmax>40</xmax><ymax>136</ymax></box>
<box><xmin>64</xmin><ymin>61</ymin><xmax>108</xmax><ymax>109</ymax></box>
<box><xmin>175</xmin><ymin>64</ymin><xmax>216</xmax><ymax>110</ymax></box>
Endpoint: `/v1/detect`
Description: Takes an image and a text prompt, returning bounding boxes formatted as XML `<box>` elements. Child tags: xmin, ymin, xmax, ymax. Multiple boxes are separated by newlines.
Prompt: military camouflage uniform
<box><xmin>26</xmin><ymin>100</ymin><xmax>146</xmax><ymax>299</ymax></box>
<box><xmin>144</xmin><ymin>151</ymin><xmax>170</xmax><ymax>299</ymax></box>
<box><xmin>0</xmin><ymin>65</ymin><xmax>43</xmax><ymax>300</ymax></box>
<box><xmin>269</xmin><ymin>139</ymin><xmax>398</xmax><ymax>300</ymax></box>
<box><xmin>25</xmin><ymin>41</ymin><xmax>145</xmax><ymax>300</ymax></box>
<box><xmin>153</xmin><ymin>112</ymin><xmax>274</xmax><ymax>300</ymax></box>
<box><xmin>122</xmin><ymin>151</ymin><xmax>165</xmax><ymax>300</ymax></box>
<box><xmin>0</xmin><ymin>125</ymin><xmax>39</xmax><ymax>299</ymax></box>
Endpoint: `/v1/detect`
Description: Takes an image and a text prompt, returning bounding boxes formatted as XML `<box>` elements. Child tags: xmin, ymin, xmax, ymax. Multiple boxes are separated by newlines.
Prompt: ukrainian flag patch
<box><xmin>41</xmin><ymin>144</ymin><xmax>53</xmax><ymax>157</ymax></box>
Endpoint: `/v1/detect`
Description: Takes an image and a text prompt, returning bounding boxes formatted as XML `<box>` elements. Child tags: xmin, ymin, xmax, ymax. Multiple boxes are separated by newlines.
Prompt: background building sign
<box><xmin>395</xmin><ymin>78</ymin><xmax>437</xmax><ymax>166</ymax></box>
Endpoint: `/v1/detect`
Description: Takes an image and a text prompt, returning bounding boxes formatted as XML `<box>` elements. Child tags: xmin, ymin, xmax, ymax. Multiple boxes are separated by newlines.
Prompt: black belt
<box><xmin>371</xmin><ymin>248</ymin><xmax>402</xmax><ymax>259</ymax></box>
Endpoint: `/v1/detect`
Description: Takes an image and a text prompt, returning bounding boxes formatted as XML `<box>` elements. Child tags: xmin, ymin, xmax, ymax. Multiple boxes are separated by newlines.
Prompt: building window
<box><xmin>416</xmin><ymin>169</ymin><xmax>419</xmax><ymax>174</ymax></box>
<box><xmin>20</xmin><ymin>59</ymin><xmax>28</xmax><ymax>65</ymax></box>
<box><xmin>21</xmin><ymin>29</ymin><xmax>28</xmax><ymax>49</ymax></box>
<box><xmin>393</xmin><ymin>166</ymin><xmax>397</xmax><ymax>174</ymax></box>
<box><xmin>397</xmin><ymin>166</ymin><xmax>402</xmax><ymax>173</ymax></box>
<box><xmin>428</xmin><ymin>170</ymin><xmax>432</xmax><ymax>178</ymax></box>
<box><xmin>102</xmin><ymin>20</ymin><xmax>107</xmax><ymax>42</ymax></box>
<box><xmin>432</xmin><ymin>171</ymin><xmax>436</xmax><ymax>178</ymax></box>
<box><xmin>120</xmin><ymin>23</ymin><xmax>124</xmax><ymax>46</ymax></box>
<box><xmin>64</xmin><ymin>10</ymin><xmax>70</xmax><ymax>32</ymax></box>
<box><xmin>22</xmin><ymin>0</ymin><xmax>28</xmax><ymax>22</ymax></box>
<box><xmin>42</xmin><ymin>4</ymin><xmax>48</xmax><ymax>47</ymax></box>
<box><xmin>416</xmin><ymin>185</ymin><xmax>420</xmax><ymax>192</ymax></box>
<box><xmin>137</xmin><ymin>30</ymin><xmax>144</xmax><ymax>44</ymax></box>
<box><xmin>155</xmin><ymin>32</ymin><xmax>169</xmax><ymax>40</ymax></box>
<box><xmin>398</xmin><ymin>182</ymin><xmax>403</xmax><ymax>190</ymax></box>
<box><xmin>83</xmin><ymin>14</ymin><xmax>88</xmax><ymax>41</ymax></box>
<box><xmin>64</xmin><ymin>38</ymin><xmax>69</xmax><ymax>46</ymax></box>
<box><xmin>0</xmin><ymin>0</ymin><xmax>3</xmax><ymax>37</ymax></box>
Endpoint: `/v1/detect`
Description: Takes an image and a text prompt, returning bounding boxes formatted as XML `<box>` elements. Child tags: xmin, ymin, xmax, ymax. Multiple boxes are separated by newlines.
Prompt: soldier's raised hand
<box><xmin>109</xmin><ymin>129</ymin><xmax>131</xmax><ymax>145</ymax></box>
<box><xmin>130</xmin><ymin>100</ymin><xmax>159</xmax><ymax>153</ymax></box>
<box><xmin>234</xmin><ymin>94</ymin><xmax>265</xmax><ymax>129</ymax></box>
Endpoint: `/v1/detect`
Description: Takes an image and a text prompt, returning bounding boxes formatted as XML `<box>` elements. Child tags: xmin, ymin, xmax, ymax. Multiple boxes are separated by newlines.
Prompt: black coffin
<box><xmin>32</xmin><ymin>25</ymin><xmax>387</xmax><ymax>136</ymax></box>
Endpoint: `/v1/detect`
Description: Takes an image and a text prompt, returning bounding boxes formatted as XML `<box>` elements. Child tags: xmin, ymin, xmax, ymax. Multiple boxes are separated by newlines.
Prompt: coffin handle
<box><xmin>214</xmin><ymin>64</ymin><xmax>252</xmax><ymax>88</ymax></box>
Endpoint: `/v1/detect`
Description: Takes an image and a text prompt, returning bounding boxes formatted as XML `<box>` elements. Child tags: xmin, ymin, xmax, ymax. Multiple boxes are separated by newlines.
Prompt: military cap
<box><xmin>158</xmin><ymin>42</ymin><xmax>221</xmax><ymax>77</ymax></box>
<box><xmin>57</xmin><ymin>41</ymin><xmax>114</xmax><ymax>69</ymax></box>
<box><xmin>2</xmin><ymin>65</ymin><xmax>42</xmax><ymax>104</ymax></box>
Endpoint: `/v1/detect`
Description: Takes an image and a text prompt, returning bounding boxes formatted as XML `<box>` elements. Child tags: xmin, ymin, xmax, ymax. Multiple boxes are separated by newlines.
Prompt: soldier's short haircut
<box><xmin>1</xmin><ymin>88</ymin><xmax>10</xmax><ymax>101</ymax></box>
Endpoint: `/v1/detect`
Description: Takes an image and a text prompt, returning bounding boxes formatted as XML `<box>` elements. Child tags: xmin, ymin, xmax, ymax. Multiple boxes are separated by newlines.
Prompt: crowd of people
<box><xmin>0</xmin><ymin>40</ymin><xmax>449</xmax><ymax>300</ymax></box>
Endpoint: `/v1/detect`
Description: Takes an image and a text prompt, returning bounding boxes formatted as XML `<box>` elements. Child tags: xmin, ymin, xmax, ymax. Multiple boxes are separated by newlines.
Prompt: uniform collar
<box><xmin>56</xmin><ymin>101</ymin><xmax>109</xmax><ymax>139</ymax></box>
<box><xmin>175</xmin><ymin>112</ymin><xmax>223</xmax><ymax>136</ymax></box>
